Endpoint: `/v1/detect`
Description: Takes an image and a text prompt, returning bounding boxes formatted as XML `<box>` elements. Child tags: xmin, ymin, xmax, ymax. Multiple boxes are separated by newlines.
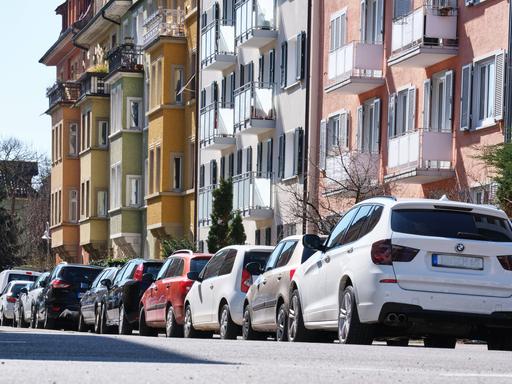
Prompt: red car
<box><xmin>139</xmin><ymin>250</ymin><xmax>212</xmax><ymax>337</ymax></box>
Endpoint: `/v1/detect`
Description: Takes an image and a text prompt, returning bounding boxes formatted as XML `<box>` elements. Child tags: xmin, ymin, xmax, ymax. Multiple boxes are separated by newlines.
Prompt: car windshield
<box><xmin>190</xmin><ymin>258</ymin><xmax>210</xmax><ymax>273</ymax></box>
<box><xmin>8</xmin><ymin>274</ymin><xmax>38</xmax><ymax>283</ymax></box>
<box><xmin>59</xmin><ymin>267</ymin><xmax>102</xmax><ymax>284</ymax></box>
<box><xmin>244</xmin><ymin>251</ymin><xmax>272</xmax><ymax>271</ymax></box>
<box><xmin>10</xmin><ymin>283</ymin><xmax>29</xmax><ymax>297</ymax></box>
<box><xmin>143</xmin><ymin>263</ymin><xmax>164</xmax><ymax>279</ymax></box>
<box><xmin>391</xmin><ymin>209</ymin><xmax>512</xmax><ymax>242</ymax></box>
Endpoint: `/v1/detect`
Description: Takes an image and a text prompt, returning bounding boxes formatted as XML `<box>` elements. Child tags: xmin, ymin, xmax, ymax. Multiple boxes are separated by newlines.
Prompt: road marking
<box><xmin>0</xmin><ymin>341</ymin><xmax>27</xmax><ymax>344</ymax></box>
<box><xmin>442</xmin><ymin>373</ymin><xmax>512</xmax><ymax>378</ymax></box>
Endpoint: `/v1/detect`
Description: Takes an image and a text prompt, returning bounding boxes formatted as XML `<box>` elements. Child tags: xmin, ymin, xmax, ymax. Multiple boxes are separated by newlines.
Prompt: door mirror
<box><xmin>187</xmin><ymin>271</ymin><xmax>202</xmax><ymax>282</ymax></box>
<box><xmin>100</xmin><ymin>278</ymin><xmax>112</xmax><ymax>289</ymax></box>
<box><xmin>142</xmin><ymin>273</ymin><xmax>155</xmax><ymax>284</ymax></box>
<box><xmin>20</xmin><ymin>288</ymin><xmax>28</xmax><ymax>295</ymax></box>
<box><xmin>303</xmin><ymin>234</ymin><xmax>326</xmax><ymax>252</ymax></box>
<box><xmin>246</xmin><ymin>262</ymin><xmax>263</xmax><ymax>275</ymax></box>
<box><xmin>40</xmin><ymin>279</ymin><xmax>48</xmax><ymax>288</ymax></box>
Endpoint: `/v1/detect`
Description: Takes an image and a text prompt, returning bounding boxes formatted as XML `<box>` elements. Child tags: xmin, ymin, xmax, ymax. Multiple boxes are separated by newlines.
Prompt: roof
<box><xmin>219</xmin><ymin>245</ymin><xmax>275</xmax><ymax>252</ymax></box>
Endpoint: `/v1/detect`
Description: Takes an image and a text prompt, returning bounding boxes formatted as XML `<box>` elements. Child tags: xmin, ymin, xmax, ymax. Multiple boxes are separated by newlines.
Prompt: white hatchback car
<box><xmin>184</xmin><ymin>245</ymin><xmax>273</xmax><ymax>339</ymax></box>
<box><xmin>0</xmin><ymin>280</ymin><xmax>34</xmax><ymax>326</ymax></box>
<box><xmin>290</xmin><ymin>197</ymin><xmax>512</xmax><ymax>350</ymax></box>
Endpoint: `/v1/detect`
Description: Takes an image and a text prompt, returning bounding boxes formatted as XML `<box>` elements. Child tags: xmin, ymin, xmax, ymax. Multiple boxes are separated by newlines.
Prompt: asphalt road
<box><xmin>1</xmin><ymin>327</ymin><xmax>512</xmax><ymax>384</ymax></box>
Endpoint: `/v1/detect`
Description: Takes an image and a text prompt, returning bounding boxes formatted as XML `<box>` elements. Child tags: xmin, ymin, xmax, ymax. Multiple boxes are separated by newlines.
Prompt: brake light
<box><xmin>371</xmin><ymin>240</ymin><xmax>419</xmax><ymax>265</ymax></box>
<box><xmin>51</xmin><ymin>279</ymin><xmax>71</xmax><ymax>289</ymax></box>
<box><xmin>6</xmin><ymin>296</ymin><xmax>16</xmax><ymax>303</ymax></box>
<box><xmin>26</xmin><ymin>272</ymin><xmax>32</xmax><ymax>275</ymax></box>
<box><xmin>497</xmin><ymin>256</ymin><xmax>512</xmax><ymax>271</ymax></box>
<box><xmin>133</xmin><ymin>264</ymin><xmax>144</xmax><ymax>281</ymax></box>
<box><xmin>179</xmin><ymin>280</ymin><xmax>193</xmax><ymax>293</ymax></box>
<box><xmin>241</xmin><ymin>269</ymin><xmax>251</xmax><ymax>293</ymax></box>
<box><xmin>289</xmin><ymin>268</ymin><xmax>296</xmax><ymax>280</ymax></box>
<box><xmin>379</xmin><ymin>279</ymin><xmax>398</xmax><ymax>284</ymax></box>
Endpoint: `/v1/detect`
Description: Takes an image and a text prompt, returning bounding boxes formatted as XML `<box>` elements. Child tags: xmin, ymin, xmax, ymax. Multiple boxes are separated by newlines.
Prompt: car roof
<box><xmin>57</xmin><ymin>264</ymin><xmax>103</xmax><ymax>269</ymax></box>
<box><xmin>1</xmin><ymin>270</ymin><xmax>41</xmax><ymax>275</ymax></box>
<box><xmin>220</xmin><ymin>245</ymin><xmax>275</xmax><ymax>252</ymax></box>
<box><xmin>167</xmin><ymin>251</ymin><xmax>212</xmax><ymax>259</ymax></box>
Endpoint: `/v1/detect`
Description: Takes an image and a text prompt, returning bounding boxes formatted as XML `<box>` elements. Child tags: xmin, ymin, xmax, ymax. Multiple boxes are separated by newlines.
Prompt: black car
<box><xmin>78</xmin><ymin>266</ymin><xmax>119</xmax><ymax>333</ymax></box>
<box><xmin>37</xmin><ymin>263</ymin><xmax>103</xmax><ymax>329</ymax></box>
<box><xmin>99</xmin><ymin>259</ymin><xmax>163</xmax><ymax>335</ymax></box>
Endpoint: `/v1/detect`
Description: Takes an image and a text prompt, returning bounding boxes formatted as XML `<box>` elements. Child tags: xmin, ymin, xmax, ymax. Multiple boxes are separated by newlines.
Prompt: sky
<box><xmin>0</xmin><ymin>1</ymin><xmax>63</xmax><ymax>158</ymax></box>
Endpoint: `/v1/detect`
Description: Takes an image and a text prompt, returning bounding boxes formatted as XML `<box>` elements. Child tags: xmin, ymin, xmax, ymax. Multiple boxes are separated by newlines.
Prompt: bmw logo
<box><xmin>455</xmin><ymin>243</ymin><xmax>465</xmax><ymax>253</ymax></box>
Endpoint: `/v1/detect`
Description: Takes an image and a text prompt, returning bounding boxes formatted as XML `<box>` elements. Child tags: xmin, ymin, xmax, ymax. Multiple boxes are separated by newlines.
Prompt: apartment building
<box><xmin>320</xmin><ymin>0</ymin><xmax>508</xmax><ymax>210</ymax></box>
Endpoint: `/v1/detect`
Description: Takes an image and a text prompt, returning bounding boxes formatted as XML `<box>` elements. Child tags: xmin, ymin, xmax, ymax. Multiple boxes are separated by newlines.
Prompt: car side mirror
<box><xmin>142</xmin><ymin>273</ymin><xmax>155</xmax><ymax>283</ymax></box>
<box><xmin>40</xmin><ymin>280</ymin><xmax>48</xmax><ymax>288</ymax></box>
<box><xmin>303</xmin><ymin>234</ymin><xmax>326</xmax><ymax>252</ymax></box>
<box><xmin>100</xmin><ymin>278</ymin><xmax>112</xmax><ymax>289</ymax></box>
<box><xmin>246</xmin><ymin>262</ymin><xmax>263</xmax><ymax>275</ymax></box>
<box><xmin>187</xmin><ymin>271</ymin><xmax>202</xmax><ymax>282</ymax></box>
<box><xmin>20</xmin><ymin>288</ymin><xmax>28</xmax><ymax>294</ymax></box>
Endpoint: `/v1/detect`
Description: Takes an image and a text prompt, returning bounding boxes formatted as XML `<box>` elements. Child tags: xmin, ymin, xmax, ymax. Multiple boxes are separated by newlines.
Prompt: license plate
<box><xmin>432</xmin><ymin>254</ymin><xmax>484</xmax><ymax>270</ymax></box>
<box><xmin>78</xmin><ymin>292</ymin><xmax>85</xmax><ymax>299</ymax></box>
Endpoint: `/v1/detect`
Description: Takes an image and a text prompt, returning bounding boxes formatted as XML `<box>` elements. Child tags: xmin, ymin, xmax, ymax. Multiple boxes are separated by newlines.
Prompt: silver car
<box><xmin>0</xmin><ymin>280</ymin><xmax>33</xmax><ymax>326</ymax></box>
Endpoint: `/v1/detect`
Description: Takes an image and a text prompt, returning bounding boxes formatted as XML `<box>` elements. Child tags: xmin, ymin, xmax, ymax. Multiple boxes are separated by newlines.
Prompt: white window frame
<box><xmin>110</xmin><ymin>85</ymin><xmax>123</xmax><ymax>134</ymax></box>
<box><xmin>326</xmin><ymin>110</ymin><xmax>349</xmax><ymax>154</ymax></box>
<box><xmin>172</xmin><ymin>65</ymin><xmax>185</xmax><ymax>105</ymax></box>
<box><xmin>388</xmin><ymin>85</ymin><xmax>415</xmax><ymax>139</ymax></box>
<box><xmin>110</xmin><ymin>162</ymin><xmax>122</xmax><ymax>209</ymax></box>
<box><xmin>127</xmin><ymin>97</ymin><xmax>143</xmax><ymax>130</ymax></box>
<box><xmin>97</xmin><ymin>190</ymin><xmax>108</xmax><ymax>217</ymax></box>
<box><xmin>330</xmin><ymin>9</ymin><xmax>347</xmax><ymax>52</ymax></box>
<box><xmin>69</xmin><ymin>123</ymin><xmax>78</xmax><ymax>156</ymax></box>
<box><xmin>126</xmin><ymin>175</ymin><xmax>142</xmax><ymax>207</ymax></box>
<box><xmin>171</xmin><ymin>154</ymin><xmax>184</xmax><ymax>191</ymax></box>
<box><xmin>98</xmin><ymin>120</ymin><xmax>109</xmax><ymax>147</ymax></box>
<box><xmin>358</xmin><ymin>98</ymin><xmax>381</xmax><ymax>153</ymax></box>
<box><xmin>69</xmin><ymin>189</ymin><xmax>78</xmax><ymax>223</ymax></box>
<box><xmin>473</xmin><ymin>57</ymin><xmax>496</xmax><ymax>129</ymax></box>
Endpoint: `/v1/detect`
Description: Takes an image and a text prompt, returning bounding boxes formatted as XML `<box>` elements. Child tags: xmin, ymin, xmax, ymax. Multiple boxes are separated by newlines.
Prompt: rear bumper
<box><xmin>46</xmin><ymin>303</ymin><xmax>80</xmax><ymax>321</ymax></box>
<box><xmin>228</xmin><ymin>292</ymin><xmax>246</xmax><ymax>326</ymax></box>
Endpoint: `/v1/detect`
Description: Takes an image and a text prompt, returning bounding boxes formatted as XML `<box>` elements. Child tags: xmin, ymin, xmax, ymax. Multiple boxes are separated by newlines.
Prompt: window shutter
<box><xmin>444</xmin><ymin>70</ymin><xmax>454</xmax><ymax>132</ymax></box>
<box><xmin>356</xmin><ymin>105</ymin><xmax>364</xmax><ymax>151</ymax></box>
<box><xmin>267</xmin><ymin>138</ymin><xmax>273</xmax><ymax>177</ymax></box>
<box><xmin>293</xmin><ymin>128</ymin><xmax>304</xmax><ymax>176</ymax></box>
<box><xmin>326</xmin><ymin>117</ymin><xmax>333</xmax><ymax>150</ymax></box>
<box><xmin>257</xmin><ymin>142</ymin><xmax>263</xmax><ymax>175</ymax></box>
<box><xmin>229</xmin><ymin>72</ymin><xmax>236</xmax><ymax>103</ymax></box>
<box><xmin>212</xmin><ymin>81</ymin><xmax>218</xmax><ymax>103</ymax></box>
<box><xmin>407</xmin><ymin>87</ymin><xmax>416</xmax><ymax>132</ymax></box>
<box><xmin>423</xmin><ymin>79</ymin><xmax>431</xmax><ymax>131</ymax></box>
<box><xmin>210</xmin><ymin>160</ymin><xmax>217</xmax><ymax>185</ymax></box>
<box><xmin>258</xmin><ymin>55</ymin><xmax>265</xmax><ymax>83</ymax></box>
<box><xmin>388</xmin><ymin>93</ymin><xmax>396</xmax><ymax>138</ymax></box>
<box><xmin>460</xmin><ymin>63</ymin><xmax>472</xmax><ymax>130</ymax></box>
<box><xmin>278</xmin><ymin>135</ymin><xmax>285</xmax><ymax>178</ymax></box>
<box><xmin>340</xmin><ymin>113</ymin><xmax>349</xmax><ymax>149</ymax></box>
<box><xmin>246</xmin><ymin>146</ymin><xmax>253</xmax><ymax>172</ymax></box>
<box><xmin>199</xmin><ymin>165</ymin><xmax>205</xmax><ymax>187</ymax></box>
<box><xmin>494</xmin><ymin>51</ymin><xmax>505</xmax><ymax>121</ymax></box>
<box><xmin>280</xmin><ymin>42</ymin><xmax>288</xmax><ymax>88</ymax></box>
<box><xmin>248</xmin><ymin>61</ymin><xmax>254</xmax><ymax>83</ymax></box>
<box><xmin>360</xmin><ymin>0</ymin><xmax>367</xmax><ymax>42</ymax></box>
<box><xmin>220</xmin><ymin>156</ymin><xmax>226</xmax><ymax>180</ymax></box>
<box><xmin>269</xmin><ymin>49</ymin><xmax>275</xmax><ymax>84</ymax></box>
<box><xmin>319</xmin><ymin>119</ymin><xmax>327</xmax><ymax>170</ymax></box>
<box><xmin>372</xmin><ymin>98</ymin><xmax>381</xmax><ymax>153</ymax></box>
<box><xmin>376</xmin><ymin>0</ymin><xmax>384</xmax><ymax>43</ymax></box>
<box><xmin>298</xmin><ymin>31</ymin><xmax>306</xmax><ymax>80</ymax></box>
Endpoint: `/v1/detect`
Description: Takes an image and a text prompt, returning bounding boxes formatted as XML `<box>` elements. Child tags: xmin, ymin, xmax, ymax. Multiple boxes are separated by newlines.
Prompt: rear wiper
<box><xmin>456</xmin><ymin>232</ymin><xmax>488</xmax><ymax>241</ymax></box>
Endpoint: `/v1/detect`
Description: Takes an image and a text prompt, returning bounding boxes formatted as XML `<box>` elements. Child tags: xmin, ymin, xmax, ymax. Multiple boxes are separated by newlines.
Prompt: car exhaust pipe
<box><xmin>398</xmin><ymin>314</ymin><xmax>407</xmax><ymax>323</ymax></box>
<box><xmin>385</xmin><ymin>313</ymin><xmax>398</xmax><ymax>324</ymax></box>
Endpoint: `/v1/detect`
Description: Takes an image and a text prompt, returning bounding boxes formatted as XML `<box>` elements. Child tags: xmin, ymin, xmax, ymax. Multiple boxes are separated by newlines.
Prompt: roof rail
<box><xmin>171</xmin><ymin>249</ymin><xmax>194</xmax><ymax>256</ymax></box>
<box><xmin>364</xmin><ymin>195</ymin><xmax>397</xmax><ymax>201</ymax></box>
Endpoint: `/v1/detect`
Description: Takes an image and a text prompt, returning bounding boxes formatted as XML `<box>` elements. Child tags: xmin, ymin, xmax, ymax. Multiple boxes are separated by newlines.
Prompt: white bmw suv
<box><xmin>289</xmin><ymin>197</ymin><xmax>512</xmax><ymax>350</ymax></box>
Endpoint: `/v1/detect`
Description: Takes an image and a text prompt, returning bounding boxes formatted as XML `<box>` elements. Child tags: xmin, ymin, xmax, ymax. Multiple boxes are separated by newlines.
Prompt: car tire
<box><xmin>30</xmin><ymin>307</ymin><xmax>37</xmax><ymax>328</ymax></box>
<box><xmin>242</xmin><ymin>305</ymin><xmax>260</xmax><ymax>341</ymax></box>
<box><xmin>166</xmin><ymin>306</ymin><xmax>183</xmax><ymax>338</ymax></box>
<box><xmin>119</xmin><ymin>304</ymin><xmax>132</xmax><ymax>335</ymax></box>
<box><xmin>219</xmin><ymin>304</ymin><xmax>238</xmax><ymax>340</ymax></box>
<box><xmin>43</xmin><ymin>308</ymin><xmax>55</xmax><ymax>330</ymax></box>
<box><xmin>387</xmin><ymin>339</ymin><xmax>409</xmax><ymax>347</ymax></box>
<box><xmin>288</xmin><ymin>289</ymin><xmax>311</xmax><ymax>342</ymax></box>
<box><xmin>100</xmin><ymin>304</ymin><xmax>114</xmax><ymax>335</ymax></box>
<box><xmin>77</xmin><ymin>311</ymin><xmax>87</xmax><ymax>332</ymax></box>
<box><xmin>338</xmin><ymin>286</ymin><xmax>374</xmax><ymax>345</ymax></box>
<box><xmin>184</xmin><ymin>305</ymin><xmax>201</xmax><ymax>338</ymax></box>
<box><xmin>424</xmin><ymin>336</ymin><xmax>456</xmax><ymax>349</ymax></box>
<box><xmin>276</xmin><ymin>303</ymin><xmax>288</xmax><ymax>342</ymax></box>
<box><xmin>94</xmin><ymin>306</ymin><xmax>101</xmax><ymax>334</ymax></box>
<box><xmin>139</xmin><ymin>307</ymin><xmax>158</xmax><ymax>337</ymax></box>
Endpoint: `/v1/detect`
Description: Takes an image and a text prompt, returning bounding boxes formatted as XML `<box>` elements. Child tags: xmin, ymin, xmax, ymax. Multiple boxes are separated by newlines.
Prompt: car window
<box><xmin>219</xmin><ymin>250</ymin><xmax>238</xmax><ymax>276</ymax></box>
<box><xmin>114</xmin><ymin>264</ymin><xmax>129</xmax><ymax>284</ymax></box>
<box><xmin>8</xmin><ymin>274</ymin><xmax>38</xmax><ymax>283</ymax></box>
<box><xmin>265</xmin><ymin>243</ymin><xmax>285</xmax><ymax>271</ymax></box>
<box><xmin>165</xmin><ymin>258</ymin><xmax>179</xmax><ymax>278</ymax></box>
<box><xmin>91</xmin><ymin>270</ymin><xmax>106</xmax><ymax>288</ymax></box>
<box><xmin>58</xmin><ymin>267</ymin><xmax>102</xmax><ymax>285</ymax></box>
<box><xmin>10</xmin><ymin>283</ymin><xmax>29</xmax><ymax>297</ymax></box>
<box><xmin>190</xmin><ymin>258</ymin><xmax>210</xmax><ymax>274</ymax></box>
<box><xmin>157</xmin><ymin>258</ymin><xmax>174</xmax><ymax>280</ymax></box>
<box><xmin>343</xmin><ymin>205</ymin><xmax>373</xmax><ymax>244</ymax></box>
<box><xmin>326</xmin><ymin>207</ymin><xmax>360</xmax><ymax>249</ymax></box>
<box><xmin>123</xmin><ymin>263</ymin><xmax>138</xmax><ymax>280</ymax></box>
<box><xmin>174</xmin><ymin>259</ymin><xmax>185</xmax><ymax>276</ymax></box>
<box><xmin>244</xmin><ymin>250</ymin><xmax>272</xmax><ymax>272</ymax></box>
<box><xmin>143</xmin><ymin>263</ymin><xmax>164</xmax><ymax>279</ymax></box>
<box><xmin>362</xmin><ymin>205</ymin><xmax>384</xmax><ymax>236</ymax></box>
<box><xmin>202</xmin><ymin>251</ymin><xmax>226</xmax><ymax>280</ymax></box>
<box><xmin>275</xmin><ymin>241</ymin><xmax>298</xmax><ymax>268</ymax></box>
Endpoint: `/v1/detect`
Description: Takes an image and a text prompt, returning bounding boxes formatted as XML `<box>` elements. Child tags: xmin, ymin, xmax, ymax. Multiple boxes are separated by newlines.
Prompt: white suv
<box><xmin>290</xmin><ymin>197</ymin><xmax>512</xmax><ymax>350</ymax></box>
<box><xmin>184</xmin><ymin>245</ymin><xmax>273</xmax><ymax>339</ymax></box>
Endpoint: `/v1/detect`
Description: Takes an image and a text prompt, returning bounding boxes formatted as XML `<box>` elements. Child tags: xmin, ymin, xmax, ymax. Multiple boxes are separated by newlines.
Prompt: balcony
<box><xmin>201</xmin><ymin>19</ymin><xmax>236</xmax><ymax>71</ymax></box>
<box><xmin>107</xmin><ymin>43</ymin><xmax>143</xmax><ymax>77</ymax></box>
<box><xmin>79</xmin><ymin>72</ymin><xmax>110</xmax><ymax>99</ymax></box>
<box><xmin>235</xmin><ymin>0</ymin><xmax>277</xmax><ymax>48</ymax></box>
<box><xmin>385</xmin><ymin>129</ymin><xmax>454</xmax><ymax>184</ymax></box>
<box><xmin>200</xmin><ymin>102</ymin><xmax>235</xmax><ymax>150</ymax></box>
<box><xmin>234</xmin><ymin>82</ymin><xmax>275</xmax><ymax>135</ymax></box>
<box><xmin>46</xmin><ymin>81</ymin><xmax>81</xmax><ymax>110</ymax></box>
<box><xmin>143</xmin><ymin>8</ymin><xmax>185</xmax><ymax>47</ymax></box>
<box><xmin>198</xmin><ymin>184</ymin><xmax>216</xmax><ymax>227</ymax></box>
<box><xmin>389</xmin><ymin>1</ymin><xmax>458</xmax><ymax>68</ymax></box>
<box><xmin>326</xmin><ymin>41</ymin><xmax>384</xmax><ymax>94</ymax></box>
<box><xmin>233</xmin><ymin>172</ymin><xmax>273</xmax><ymax>221</ymax></box>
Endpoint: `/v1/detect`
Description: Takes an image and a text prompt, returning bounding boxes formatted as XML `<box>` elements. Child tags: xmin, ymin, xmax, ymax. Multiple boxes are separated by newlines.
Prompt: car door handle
<box><xmin>262</xmin><ymin>279</ymin><xmax>267</xmax><ymax>285</ymax></box>
<box><xmin>166</xmin><ymin>285</ymin><xmax>170</xmax><ymax>289</ymax></box>
<box><xmin>323</xmin><ymin>255</ymin><xmax>331</xmax><ymax>263</ymax></box>
<box><xmin>209</xmin><ymin>285</ymin><xmax>214</xmax><ymax>290</ymax></box>
<box><xmin>276</xmin><ymin>275</ymin><xmax>282</xmax><ymax>281</ymax></box>
<box><xmin>347</xmin><ymin>248</ymin><xmax>354</xmax><ymax>254</ymax></box>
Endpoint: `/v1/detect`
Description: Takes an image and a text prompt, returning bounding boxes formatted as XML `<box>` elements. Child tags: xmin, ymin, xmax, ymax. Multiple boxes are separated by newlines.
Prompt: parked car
<box><xmin>243</xmin><ymin>235</ymin><xmax>326</xmax><ymax>341</ymax></box>
<box><xmin>184</xmin><ymin>245</ymin><xmax>273</xmax><ymax>339</ymax></box>
<box><xmin>37</xmin><ymin>264</ymin><xmax>103</xmax><ymax>329</ymax></box>
<box><xmin>99</xmin><ymin>259</ymin><xmax>164</xmax><ymax>335</ymax></box>
<box><xmin>290</xmin><ymin>197</ymin><xmax>512</xmax><ymax>350</ymax></box>
<box><xmin>78</xmin><ymin>267</ymin><xmax>119</xmax><ymax>333</ymax></box>
<box><xmin>13</xmin><ymin>272</ymin><xmax>51</xmax><ymax>329</ymax></box>
<box><xmin>13</xmin><ymin>281</ymin><xmax>36</xmax><ymax>328</ymax></box>
<box><xmin>139</xmin><ymin>250</ymin><xmax>212</xmax><ymax>337</ymax></box>
<box><xmin>0</xmin><ymin>270</ymin><xmax>41</xmax><ymax>293</ymax></box>
<box><xmin>0</xmin><ymin>280</ymin><xmax>33</xmax><ymax>326</ymax></box>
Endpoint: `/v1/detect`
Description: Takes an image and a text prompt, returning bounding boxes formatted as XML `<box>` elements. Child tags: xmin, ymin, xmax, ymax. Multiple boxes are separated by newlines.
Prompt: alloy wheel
<box><xmin>184</xmin><ymin>307</ymin><xmax>192</xmax><ymax>337</ymax></box>
<box><xmin>220</xmin><ymin>307</ymin><xmax>229</xmax><ymax>339</ymax></box>
<box><xmin>166</xmin><ymin>307</ymin><xmax>174</xmax><ymax>338</ymax></box>
<box><xmin>288</xmin><ymin>295</ymin><xmax>299</xmax><ymax>341</ymax></box>
<box><xmin>338</xmin><ymin>290</ymin><xmax>353</xmax><ymax>344</ymax></box>
<box><xmin>276</xmin><ymin>305</ymin><xmax>287</xmax><ymax>342</ymax></box>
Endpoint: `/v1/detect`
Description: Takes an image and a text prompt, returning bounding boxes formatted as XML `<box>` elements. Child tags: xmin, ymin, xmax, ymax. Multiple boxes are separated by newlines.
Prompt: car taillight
<box><xmin>26</xmin><ymin>272</ymin><xmax>33</xmax><ymax>275</ymax></box>
<box><xmin>497</xmin><ymin>256</ymin><xmax>512</xmax><ymax>271</ymax></box>
<box><xmin>133</xmin><ymin>264</ymin><xmax>144</xmax><ymax>281</ymax></box>
<box><xmin>6</xmin><ymin>296</ymin><xmax>16</xmax><ymax>303</ymax></box>
<box><xmin>289</xmin><ymin>268</ymin><xmax>296</xmax><ymax>280</ymax></box>
<box><xmin>371</xmin><ymin>240</ymin><xmax>419</xmax><ymax>265</ymax></box>
<box><xmin>241</xmin><ymin>269</ymin><xmax>251</xmax><ymax>293</ymax></box>
<box><xmin>51</xmin><ymin>279</ymin><xmax>71</xmax><ymax>289</ymax></box>
<box><xmin>179</xmin><ymin>280</ymin><xmax>193</xmax><ymax>293</ymax></box>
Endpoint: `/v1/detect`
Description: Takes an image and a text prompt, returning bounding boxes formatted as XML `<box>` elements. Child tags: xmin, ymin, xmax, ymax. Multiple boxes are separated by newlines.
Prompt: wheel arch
<box><xmin>218</xmin><ymin>298</ymin><xmax>229</xmax><ymax>323</ymax></box>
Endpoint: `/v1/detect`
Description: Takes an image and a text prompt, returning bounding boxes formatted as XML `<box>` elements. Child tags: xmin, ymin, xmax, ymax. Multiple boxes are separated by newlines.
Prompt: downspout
<box><xmin>505</xmin><ymin>0</ymin><xmax>512</xmax><ymax>143</ymax></box>
<box><xmin>194</xmin><ymin>2</ymin><xmax>201</xmax><ymax>246</ymax></box>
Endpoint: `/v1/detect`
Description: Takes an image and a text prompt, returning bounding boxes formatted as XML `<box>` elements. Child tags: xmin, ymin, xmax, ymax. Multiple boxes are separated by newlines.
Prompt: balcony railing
<box><xmin>107</xmin><ymin>43</ymin><xmax>143</xmax><ymax>75</ymax></box>
<box><xmin>385</xmin><ymin>128</ymin><xmax>454</xmax><ymax>183</ymax></box>
<box><xmin>198</xmin><ymin>184</ymin><xmax>217</xmax><ymax>226</ymax></box>
<box><xmin>390</xmin><ymin>1</ymin><xmax>457</xmax><ymax>66</ymax></box>
<box><xmin>233</xmin><ymin>171</ymin><xmax>273</xmax><ymax>221</ymax></box>
<box><xmin>143</xmin><ymin>8</ymin><xmax>185</xmax><ymax>46</ymax></box>
<box><xmin>234</xmin><ymin>81</ymin><xmax>275</xmax><ymax>133</ymax></box>
<box><xmin>79</xmin><ymin>72</ymin><xmax>110</xmax><ymax>98</ymax></box>
<box><xmin>46</xmin><ymin>81</ymin><xmax>81</xmax><ymax>109</ymax></box>
<box><xmin>326</xmin><ymin>41</ymin><xmax>384</xmax><ymax>93</ymax></box>
<box><xmin>200</xmin><ymin>102</ymin><xmax>235</xmax><ymax>150</ymax></box>
<box><xmin>235</xmin><ymin>0</ymin><xmax>276</xmax><ymax>47</ymax></box>
<box><xmin>201</xmin><ymin>19</ymin><xmax>236</xmax><ymax>70</ymax></box>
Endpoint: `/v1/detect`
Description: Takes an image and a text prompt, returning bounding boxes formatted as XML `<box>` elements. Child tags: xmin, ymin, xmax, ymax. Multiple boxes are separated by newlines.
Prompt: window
<box><xmin>85</xmin><ymin>181</ymin><xmax>90</xmax><ymax>217</ymax></box>
<box><xmin>246</xmin><ymin>146</ymin><xmax>253</xmax><ymax>173</ymax></box>
<box><xmin>111</xmin><ymin>85</ymin><xmax>122</xmax><ymax>134</ymax></box>
<box><xmin>293</xmin><ymin>128</ymin><xmax>304</xmax><ymax>176</ymax></box>
<box><xmin>150</xmin><ymin>60</ymin><xmax>163</xmax><ymax>109</ymax></box>
<box><xmin>423</xmin><ymin>70</ymin><xmax>453</xmax><ymax>132</ymax></box>
<box><xmin>236</xmin><ymin>149</ymin><xmax>243</xmax><ymax>175</ymax></box>
<box><xmin>210</xmin><ymin>160</ymin><xmax>217</xmax><ymax>185</ymax></box>
<box><xmin>280</xmin><ymin>41</ymin><xmax>287</xmax><ymax>88</ymax></box>
<box><xmin>98</xmin><ymin>120</ymin><xmax>109</xmax><ymax>147</ymax></box>
<box><xmin>275</xmin><ymin>240</ymin><xmax>298</xmax><ymax>268</ymax></box>
<box><xmin>155</xmin><ymin>146</ymin><xmax>161</xmax><ymax>192</ymax></box>
<box><xmin>69</xmin><ymin>123</ymin><xmax>78</xmax><ymax>156</ymax></box>
<box><xmin>265</xmin><ymin>227</ymin><xmax>272</xmax><ymax>246</ymax></box>
<box><xmin>149</xmin><ymin>149</ymin><xmax>154</xmax><ymax>194</ymax></box>
<box><xmin>460</xmin><ymin>51</ymin><xmax>505</xmax><ymax>130</ymax></box>
<box><xmin>327</xmin><ymin>112</ymin><xmax>349</xmax><ymax>152</ymax></box>
<box><xmin>219</xmin><ymin>250</ymin><xmax>237</xmax><ymax>276</ymax></box>
<box><xmin>358</xmin><ymin>98</ymin><xmax>381</xmax><ymax>152</ymax></box>
<box><xmin>97</xmin><ymin>190</ymin><xmax>108</xmax><ymax>217</ymax></box>
<box><xmin>295</xmin><ymin>32</ymin><xmax>306</xmax><ymax>81</ymax></box>
<box><xmin>278</xmin><ymin>134</ymin><xmax>285</xmax><ymax>178</ymax></box>
<box><xmin>325</xmin><ymin>207</ymin><xmax>360</xmax><ymax>249</ymax></box>
<box><xmin>265</xmin><ymin>242</ymin><xmax>285</xmax><ymax>271</ymax></box>
<box><xmin>393</xmin><ymin>0</ymin><xmax>411</xmax><ymax>19</ymax></box>
<box><xmin>361</xmin><ymin>0</ymin><xmax>384</xmax><ymax>43</ymax></box>
<box><xmin>220</xmin><ymin>157</ymin><xmax>226</xmax><ymax>180</ymax></box>
<box><xmin>127</xmin><ymin>98</ymin><xmax>142</xmax><ymax>130</ymax></box>
<box><xmin>269</xmin><ymin>49</ymin><xmax>275</xmax><ymax>84</ymax></box>
<box><xmin>199</xmin><ymin>164</ymin><xmax>205</xmax><ymax>188</ymax></box>
<box><xmin>276</xmin><ymin>224</ymin><xmax>284</xmax><ymax>242</ymax></box>
<box><xmin>144</xmin><ymin>158</ymin><xmax>149</xmax><ymax>197</ymax></box>
<box><xmin>127</xmin><ymin>175</ymin><xmax>142</xmax><ymax>207</ymax></box>
<box><xmin>330</xmin><ymin>11</ymin><xmax>346</xmax><ymax>51</ymax></box>
<box><xmin>388</xmin><ymin>88</ymin><xmax>414</xmax><ymax>139</ymax></box>
<box><xmin>201</xmin><ymin>250</ymin><xmax>226</xmax><ymax>280</ymax></box>
<box><xmin>173</xmin><ymin>66</ymin><xmax>185</xmax><ymax>104</ymax></box>
<box><xmin>110</xmin><ymin>162</ymin><xmax>122</xmax><ymax>209</ymax></box>
<box><xmin>255</xmin><ymin>229</ymin><xmax>261</xmax><ymax>245</ymax></box>
<box><xmin>69</xmin><ymin>190</ymin><xmax>78</xmax><ymax>223</ymax></box>
<box><xmin>172</xmin><ymin>155</ymin><xmax>183</xmax><ymax>191</ymax></box>
<box><xmin>343</xmin><ymin>205</ymin><xmax>373</xmax><ymax>244</ymax></box>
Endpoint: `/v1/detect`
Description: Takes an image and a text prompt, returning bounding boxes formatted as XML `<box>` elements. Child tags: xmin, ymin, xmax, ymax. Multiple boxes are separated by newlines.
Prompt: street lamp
<box><xmin>41</xmin><ymin>221</ymin><xmax>51</xmax><ymax>269</ymax></box>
